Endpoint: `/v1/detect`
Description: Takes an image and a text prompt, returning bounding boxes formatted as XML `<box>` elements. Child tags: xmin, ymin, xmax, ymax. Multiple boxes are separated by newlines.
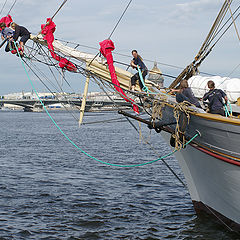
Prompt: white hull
<box><xmin>161</xmin><ymin>131</ymin><xmax>240</xmax><ymax>230</ymax></box>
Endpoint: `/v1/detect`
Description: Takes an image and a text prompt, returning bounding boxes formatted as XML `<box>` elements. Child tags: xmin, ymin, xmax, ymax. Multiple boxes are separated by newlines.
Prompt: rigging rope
<box><xmin>227</xmin><ymin>62</ymin><xmax>240</xmax><ymax>77</ymax></box>
<box><xmin>227</xmin><ymin>0</ymin><xmax>240</xmax><ymax>42</ymax></box>
<box><xmin>0</xmin><ymin>0</ymin><xmax>7</xmax><ymax>15</ymax></box>
<box><xmin>51</xmin><ymin>0</ymin><xmax>68</xmax><ymax>20</ymax></box>
<box><xmin>197</xmin><ymin>2</ymin><xmax>240</xmax><ymax>63</ymax></box>
<box><xmin>169</xmin><ymin>0</ymin><xmax>240</xmax><ymax>89</ymax></box>
<box><xmin>24</xmin><ymin>47</ymin><xmax>143</xmax><ymax>126</ymax></box>
<box><xmin>7</xmin><ymin>0</ymin><xmax>16</xmax><ymax>15</ymax></box>
<box><xmin>55</xmin><ymin>38</ymin><xmax>185</xmax><ymax>70</ymax></box>
<box><xmin>108</xmin><ymin>0</ymin><xmax>133</xmax><ymax>39</ymax></box>
<box><xmin>38</xmin><ymin>0</ymin><xmax>68</xmax><ymax>35</ymax></box>
<box><xmin>201</xmin><ymin>4</ymin><xmax>240</xmax><ymax>58</ymax></box>
<box><xmin>89</xmin><ymin>0</ymin><xmax>133</xmax><ymax>67</ymax></box>
<box><xmin>55</xmin><ymin>37</ymin><xmax>217</xmax><ymax>77</ymax></box>
<box><xmin>36</xmin><ymin>42</ymin><xmax>79</xmax><ymax>95</ymax></box>
<box><xmin>198</xmin><ymin>0</ymin><xmax>231</xmax><ymax>56</ymax></box>
<box><xmin>24</xmin><ymin>42</ymin><xmax>83</xmax><ymax>122</ymax></box>
<box><xmin>211</xmin><ymin>11</ymin><xmax>240</xmax><ymax>49</ymax></box>
<box><xmin>23</xmin><ymin>58</ymin><xmax>81</xmax><ymax>122</ymax></box>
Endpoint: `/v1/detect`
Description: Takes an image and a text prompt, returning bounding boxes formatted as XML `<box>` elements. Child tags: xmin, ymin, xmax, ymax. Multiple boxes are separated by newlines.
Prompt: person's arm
<box><xmin>170</xmin><ymin>89</ymin><xmax>180</xmax><ymax>93</ymax></box>
<box><xmin>203</xmin><ymin>92</ymin><xmax>208</xmax><ymax>101</ymax></box>
<box><xmin>224</xmin><ymin>95</ymin><xmax>228</xmax><ymax>103</ymax></box>
<box><xmin>1</xmin><ymin>35</ymin><xmax>4</xmax><ymax>41</ymax></box>
<box><xmin>13</xmin><ymin>25</ymin><xmax>20</xmax><ymax>41</ymax></box>
<box><xmin>218</xmin><ymin>89</ymin><xmax>228</xmax><ymax>104</ymax></box>
<box><xmin>130</xmin><ymin>60</ymin><xmax>138</xmax><ymax>69</ymax></box>
<box><xmin>223</xmin><ymin>94</ymin><xmax>228</xmax><ymax>104</ymax></box>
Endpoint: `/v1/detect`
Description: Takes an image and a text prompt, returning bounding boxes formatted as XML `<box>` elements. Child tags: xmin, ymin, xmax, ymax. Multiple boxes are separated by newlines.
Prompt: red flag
<box><xmin>41</xmin><ymin>18</ymin><xmax>77</xmax><ymax>72</ymax></box>
<box><xmin>0</xmin><ymin>15</ymin><xmax>13</xmax><ymax>30</ymax></box>
<box><xmin>99</xmin><ymin>39</ymin><xmax>139</xmax><ymax>114</ymax></box>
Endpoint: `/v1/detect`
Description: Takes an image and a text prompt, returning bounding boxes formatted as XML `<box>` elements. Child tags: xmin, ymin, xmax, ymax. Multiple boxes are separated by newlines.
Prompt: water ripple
<box><xmin>0</xmin><ymin>111</ymin><xmax>239</xmax><ymax>239</ymax></box>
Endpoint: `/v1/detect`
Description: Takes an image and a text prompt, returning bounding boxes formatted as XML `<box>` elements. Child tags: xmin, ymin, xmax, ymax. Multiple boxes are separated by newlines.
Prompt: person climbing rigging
<box><xmin>11</xmin><ymin>22</ymin><xmax>30</xmax><ymax>56</ymax></box>
<box><xmin>130</xmin><ymin>50</ymin><xmax>148</xmax><ymax>91</ymax></box>
<box><xmin>203</xmin><ymin>80</ymin><xmax>228</xmax><ymax>116</ymax></box>
<box><xmin>0</xmin><ymin>22</ymin><xmax>14</xmax><ymax>52</ymax></box>
<box><xmin>171</xmin><ymin>80</ymin><xmax>201</xmax><ymax>108</ymax></box>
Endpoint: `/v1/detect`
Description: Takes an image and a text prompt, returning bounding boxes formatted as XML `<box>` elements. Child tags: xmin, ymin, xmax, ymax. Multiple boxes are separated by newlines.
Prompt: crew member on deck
<box><xmin>130</xmin><ymin>50</ymin><xmax>148</xmax><ymax>91</ymax></box>
<box><xmin>11</xmin><ymin>22</ymin><xmax>30</xmax><ymax>56</ymax></box>
<box><xmin>0</xmin><ymin>22</ymin><xmax>14</xmax><ymax>52</ymax></box>
<box><xmin>203</xmin><ymin>80</ymin><xmax>228</xmax><ymax>116</ymax></box>
<box><xmin>171</xmin><ymin>80</ymin><xmax>201</xmax><ymax>108</ymax></box>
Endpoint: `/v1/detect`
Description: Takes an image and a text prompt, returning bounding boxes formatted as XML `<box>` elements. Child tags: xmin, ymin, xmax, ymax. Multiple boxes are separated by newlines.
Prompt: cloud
<box><xmin>167</xmin><ymin>0</ymin><xmax>223</xmax><ymax>24</ymax></box>
<box><xmin>177</xmin><ymin>0</ymin><xmax>222</xmax><ymax>12</ymax></box>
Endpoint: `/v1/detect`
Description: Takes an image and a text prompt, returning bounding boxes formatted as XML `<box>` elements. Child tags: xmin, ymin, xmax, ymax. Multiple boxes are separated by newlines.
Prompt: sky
<box><xmin>0</xmin><ymin>0</ymin><xmax>240</xmax><ymax>95</ymax></box>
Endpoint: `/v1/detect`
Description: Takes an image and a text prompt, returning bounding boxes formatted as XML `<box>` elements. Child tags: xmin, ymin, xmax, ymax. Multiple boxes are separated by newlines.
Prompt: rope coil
<box><xmin>173</xmin><ymin>101</ymin><xmax>196</xmax><ymax>150</ymax></box>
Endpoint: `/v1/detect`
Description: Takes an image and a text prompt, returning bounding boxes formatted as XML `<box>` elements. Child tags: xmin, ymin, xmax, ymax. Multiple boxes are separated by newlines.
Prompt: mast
<box><xmin>79</xmin><ymin>71</ymin><xmax>90</xmax><ymax>126</ymax></box>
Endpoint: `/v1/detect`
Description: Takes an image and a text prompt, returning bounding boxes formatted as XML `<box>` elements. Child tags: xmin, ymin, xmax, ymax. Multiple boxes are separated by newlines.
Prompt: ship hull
<box><xmin>161</xmin><ymin>130</ymin><xmax>240</xmax><ymax>231</ymax></box>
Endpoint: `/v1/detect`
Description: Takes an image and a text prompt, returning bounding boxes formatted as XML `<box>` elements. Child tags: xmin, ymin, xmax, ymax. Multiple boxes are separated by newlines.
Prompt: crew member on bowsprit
<box><xmin>203</xmin><ymin>80</ymin><xmax>228</xmax><ymax>116</ymax></box>
<box><xmin>11</xmin><ymin>22</ymin><xmax>30</xmax><ymax>57</ymax></box>
<box><xmin>130</xmin><ymin>50</ymin><xmax>148</xmax><ymax>91</ymax></box>
<box><xmin>0</xmin><ymin>22</ymin><xmax>14</xmax><ymax>52</ymax></box>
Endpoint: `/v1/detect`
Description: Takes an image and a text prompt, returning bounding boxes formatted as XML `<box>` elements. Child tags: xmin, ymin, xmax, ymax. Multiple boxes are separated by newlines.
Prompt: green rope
<box><xmin>13</xmin><ymin>41</ymin><xmax>199</xmax><ymax>168</ymax></box>
<box><xmin>224</xmin><ymin>100</ymin><xmax>233</xmax><ymax>117</ymax></box>
<box><xmin>137</xmin><ymin>66</ymin><xmax>150</xmax><ymax>93</ymax></box>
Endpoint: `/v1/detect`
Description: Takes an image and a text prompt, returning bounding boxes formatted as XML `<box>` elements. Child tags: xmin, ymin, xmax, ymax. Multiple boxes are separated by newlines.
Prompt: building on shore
<box><xmin>148</xmin><ymin>62</ymin><xmax>164</xmax><ymax>88</ymax></box>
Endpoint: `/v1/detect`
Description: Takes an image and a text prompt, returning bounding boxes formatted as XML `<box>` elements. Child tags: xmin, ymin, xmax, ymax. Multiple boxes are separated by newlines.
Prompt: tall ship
<box><xmin>1</xmin><ymin>0</ymin><xmax>240</xmax><ymax>232</ymax></box>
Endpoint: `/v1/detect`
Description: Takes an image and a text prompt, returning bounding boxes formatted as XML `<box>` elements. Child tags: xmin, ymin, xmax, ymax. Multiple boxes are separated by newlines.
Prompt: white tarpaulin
<box><xmin>188</xmin><ymin>75</ymin><xmax>240</xmax><ymax>102</ymax></box>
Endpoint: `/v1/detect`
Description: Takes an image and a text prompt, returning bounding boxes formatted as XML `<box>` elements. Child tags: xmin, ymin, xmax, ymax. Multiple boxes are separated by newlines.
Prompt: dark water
<box><xmin>0</xmin><ymin>111</ymin><xmax>239</xmax><ymax>240</ymax></box>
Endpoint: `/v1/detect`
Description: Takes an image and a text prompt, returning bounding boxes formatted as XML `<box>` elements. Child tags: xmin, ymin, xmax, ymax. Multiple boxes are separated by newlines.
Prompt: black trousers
<box><xmin>5</xmin><ymin>41</ymin><xmax>14</xmax><ymax>52</ymax></box>
<box><xmin>131</xmin><ymin>70</ymin><xmax>148</xmax><ymax>89</ymax></box>
<box><xmin>20</xmin><ymin>34</ymin><xmax>30</xmax><ymax>44</ymax></box>
<box><xmin>210</xmin><ymin>108</ymin><xmax>225</xmax><ymax>116</ymax></box>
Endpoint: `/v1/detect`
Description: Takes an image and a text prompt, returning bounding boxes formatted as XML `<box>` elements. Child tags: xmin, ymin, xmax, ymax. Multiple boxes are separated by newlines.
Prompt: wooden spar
<box><xmin>79</xmin><ymin>71</ymin><xmax>90</xmax><ymax>126</ymax></box>
<box><xmin>118</xmin><ymin>110</ymin><xmax>152</xmax><ymax>126</ymax></box>
<box><xmin>168</xmin><ymin>65</ymin><xmax>191</xmax><ymax>90</ymax></box>
<box><xmin>0</xmin><ymin>38</ymin><xmax>7</xmax><ymax>49</ymax></box>
<box><xmin>118</xmin><ymin>110</ymin><xmax>177</xmax><ymax>129</ymax></box>
<box><xmin>38</xmin><ymin>0</ymin><xmax>68</xmax><ymax>35</ymax></box>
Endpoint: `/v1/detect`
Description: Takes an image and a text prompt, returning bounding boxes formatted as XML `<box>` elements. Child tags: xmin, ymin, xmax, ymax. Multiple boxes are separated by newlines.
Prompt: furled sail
<box><xmin>30</xmin><ymin>36</ymin><xmax>157</xmax><ymax>93</ymax></box>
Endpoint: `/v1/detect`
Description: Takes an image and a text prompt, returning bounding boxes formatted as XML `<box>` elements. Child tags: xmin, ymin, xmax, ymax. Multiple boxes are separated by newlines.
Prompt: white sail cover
<box><xmin>188</xmin><ymin>75</ymin><xmax>240</xmax><ymax>102</ymax></box>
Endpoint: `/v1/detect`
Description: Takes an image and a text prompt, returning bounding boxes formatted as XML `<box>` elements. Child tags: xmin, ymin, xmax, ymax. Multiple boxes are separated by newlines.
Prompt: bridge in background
<box><xmin>0</xmin><ymin>98</ymin><xmax>132</xmax><ymax>112</ymax></box>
